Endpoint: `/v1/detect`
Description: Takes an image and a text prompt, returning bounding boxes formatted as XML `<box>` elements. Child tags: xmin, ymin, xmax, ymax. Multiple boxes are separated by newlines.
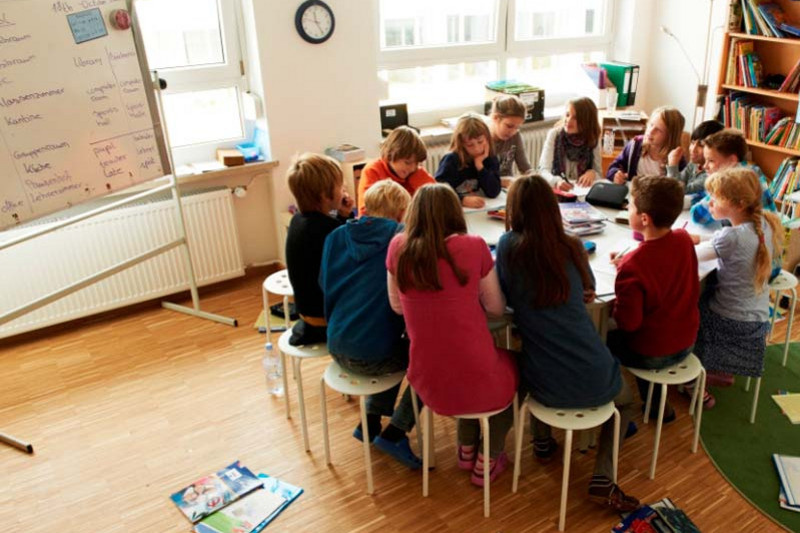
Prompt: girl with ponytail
<box><xmin>692</xmin><ymin>167</ymin><xmax>783</xmax><ymax>405</ymax></box>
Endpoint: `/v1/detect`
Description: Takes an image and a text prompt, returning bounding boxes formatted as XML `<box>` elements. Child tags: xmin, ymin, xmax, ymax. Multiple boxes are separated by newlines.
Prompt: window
<box><xmin>135</xmin><ymin>0</ymin><xmax>247</xmax><ymax>162</ymax></box>
<box><xmin>378</xmin><ymin>0</ymin><xmax>614</xmax><ymax>125</ymax></box>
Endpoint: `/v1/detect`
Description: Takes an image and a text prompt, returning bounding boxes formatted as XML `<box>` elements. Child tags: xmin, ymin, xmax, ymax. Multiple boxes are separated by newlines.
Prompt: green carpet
<box><xmin>700</xmin><ymin>343</ymin><xmax>800</xmax><ymax>531</ymax></box>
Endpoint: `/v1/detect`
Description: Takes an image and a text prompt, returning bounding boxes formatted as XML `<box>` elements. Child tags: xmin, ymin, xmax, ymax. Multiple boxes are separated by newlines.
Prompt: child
<box><xmin>435</xmin><ymin>113</ymin><xmax>502</xmax><ymax>209</ymax></box>
<box><xmin>386</xmin><ymin>183</ymin><xmax>518</xmax><ymax>486</ymax></box>
<box><xmin>692</xmin><ymin>168</ymin><xmax>783</xmax><ymax>403</ymax></box>
<box><xmin>538</xmin><ymin>97</ymin><xmax>602</xmax><ymax>190</ymax></box>
<box><xmin>357</xmin><ymin>126</ymin><xmax>435</xmax><ymax>216</ymax></box>
<box><xmin>690</xmin><ymin>129</ymin><xmax>776</xmax><ymax>227</ymax></box>
<box><xmin>666</xmin><ymin>119</ymin><xmax>724</xmax><ymax>194</ymax></box>
<box><xmin>495</xmin><ymin>174</ymin><xmax>639</xmax><ymax>512</ymax></box>
<box><xmin>285</xmin><ymin>153</ymin><xmax>354</xmax><ymax>346</ymax></box>
<box><xmin>607</xmin><ymin>176</ymin><xmax>700</xmax><ymax>418</ymax></box>
<box><xmin>606</xmin><ymin>106</ymin><xmax>687</xmax><ymax>183</ymax></box>
<box><xmin>319</xmin><ymin>180</ymin><xmax>421</xmax><ymax>468</ymax></box>
<box><xmin>488</xmin><ymin>94</ymin><xmax>532</xmax><ymax>177</ymax></box>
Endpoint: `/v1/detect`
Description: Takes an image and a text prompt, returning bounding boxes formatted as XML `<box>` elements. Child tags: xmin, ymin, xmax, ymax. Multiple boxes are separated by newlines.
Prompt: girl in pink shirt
<box><xmin>386</xmin><ymin>183</ymin><xmax>518</xmax><ymax>486</ymax></box>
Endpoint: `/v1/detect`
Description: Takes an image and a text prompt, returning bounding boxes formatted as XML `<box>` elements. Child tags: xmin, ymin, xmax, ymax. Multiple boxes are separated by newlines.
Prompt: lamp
<box><xmin>661</xmin><ymin>25</ymin><xmax>708</xmax><ymax>129</ymax></box>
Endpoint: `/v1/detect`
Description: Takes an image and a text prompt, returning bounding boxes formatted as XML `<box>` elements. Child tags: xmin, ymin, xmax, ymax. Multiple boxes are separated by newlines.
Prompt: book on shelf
<box><xmin>779</xmin><ymin>58</ymin><xmax>800</xmax><ymax>92</ymax></box>
<box><xmin>781</xmin><ymin>22</ymin><xmax>800</xmax><ymax>37</ymax></box>
<box><xmin>758</xmin><ymin>2</ymin><xmax>789</xmax><ymax>37</ymax></box>
<box><xmin>170</xmin><ymin>461</ymin><xmax>263</xmax><ymax>523</ymax></box>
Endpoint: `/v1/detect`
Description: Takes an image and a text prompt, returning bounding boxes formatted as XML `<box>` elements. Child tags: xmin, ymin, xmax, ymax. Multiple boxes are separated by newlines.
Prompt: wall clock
<box><xmin>295</xmin><ymin>1</ymin><xmax>335</xmax><ymax>44</ymax></box>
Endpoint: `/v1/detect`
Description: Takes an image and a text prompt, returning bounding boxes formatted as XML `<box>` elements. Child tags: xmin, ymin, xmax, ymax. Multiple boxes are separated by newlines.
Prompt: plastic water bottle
<box><xmin>603</xmin><ymin>129</ymin><xmax>614</xmax><ymax>155</ymax></box>
<box><xmin>262</xmin><ymin>342</ymin><xmax>284</xmax><ymax>397</ymax></box>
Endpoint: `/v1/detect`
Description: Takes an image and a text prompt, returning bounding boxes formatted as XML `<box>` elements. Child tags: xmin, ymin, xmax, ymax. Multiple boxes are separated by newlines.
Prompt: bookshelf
<box><xmin>716</xmin><ymin>1</ymin><xmax>800</xmax><ymax>179</ymax></box>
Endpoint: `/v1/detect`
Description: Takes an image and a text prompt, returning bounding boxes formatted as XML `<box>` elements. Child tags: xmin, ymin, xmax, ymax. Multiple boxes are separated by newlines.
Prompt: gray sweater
<box><xmin>494</xmin><ymin>132</ymin><xmax>532</xmax><ymax>176</ymax></box>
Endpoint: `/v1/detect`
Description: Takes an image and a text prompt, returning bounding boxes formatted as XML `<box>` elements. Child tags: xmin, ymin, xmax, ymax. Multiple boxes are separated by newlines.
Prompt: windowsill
<box><xmin>417</xmin><ymin>107</ymin><xmax>561</xmax><ymax>145</ymax></box>
<box><xmin>173</xmin><ymin>159</ymin><xmax>279</xmax><ymax>185</ymax></box>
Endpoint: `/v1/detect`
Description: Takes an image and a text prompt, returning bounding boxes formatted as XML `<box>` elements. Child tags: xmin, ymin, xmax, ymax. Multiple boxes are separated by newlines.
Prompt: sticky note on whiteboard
<box><xmin>67</xmin><ymin>8</ymin><xmax>108</xmax><ymax>44</ymax></box>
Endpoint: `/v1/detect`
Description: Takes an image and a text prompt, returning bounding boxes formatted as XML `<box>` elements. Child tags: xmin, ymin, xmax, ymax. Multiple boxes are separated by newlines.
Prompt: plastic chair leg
<box><xmin>692</xmin><ymin>370</ymin><xmax>705</xmax><ymax>453</ymax></box>
<box><xmin>262</xmin><ymin>284</ymin><xmax>271</xmax><ymax>335</ymax></box>
<box><xmin>410</xmin><ymin>387</ymin><xmax>423</xmax><ymax>460</ymax></box>
<box><xmin>745</xmin><ymin>376</ymin><xmax>751</xmax><ymax>392</ymax></box>
<box><xmin>750</xmin><ymin>376</ymin><xmax>761</xmax><ymax>424</ymax></box>
<box><xmin>612</xmin><ymin>408</ymin><xmax>620</xmax><ymax>484</ymax></box>
<box><xmin>280</xmin><ymin>350</ymin><xmax>290</xmax><ymax>419</ymax></box>
<box><xmin>512</xmin><ymin>400</ymin><xmax>526</xmax><ymax>493</ymax></box>
<box><xmin>783</xmin><ymin>288</ymin><xmax>797</xmax><ymax>367</ymax></box>
<box><xmin>360</xmin><ymin>396</ymin><xmax>374</xmax><ymax>494</ymax></box>
<box><xmin>643</xmin><ymin>381</ymin><xmax>655</xmax><ymax>423</ymax></box>
<box><xmin>648</xmin><ymin>383</ymin><xmax>668</xmax><ymax>479</ymax></box>
<box><xmin>283</xmin><ymin>295</ymin><xmax>291</xmax><ymax>329</ymax></box>
<box><xmin>558</xmin><ymin>429</ymin><xmax>573</xmax><ymax>532</ymax></box>
<box><xmin>480</xmin><ymin>417</ymin><xmax>491</xmax><ymax>518</ymax></box>
<box><xmin>689</xmin><ymin>374</ymin><xmax>700</xmax><ymax>415</ymax></box>
<box><xmin>295</xmin><ymin>359</ymin><xmax>310</xmax><ymax>452</ymax></box>
<box><xmin>422</xmin><ymin>408</ymin><xmax>431</xmax><ymax>497</ymax></box>
<box><xmin>320</xmin><ymin>377</ymin><xmax>331</xmax><ymax>465</ymax></box>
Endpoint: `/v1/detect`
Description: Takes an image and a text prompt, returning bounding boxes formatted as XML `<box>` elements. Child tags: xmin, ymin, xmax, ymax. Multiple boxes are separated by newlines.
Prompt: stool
<box><xmin>262</xmin><ymin>269</ymin><xmax>294</xmax><ymax>336</ymax></box>
<box><xmin>420</xmin><ymin>397</ymin><xmax>519</xmax><ymax>518</ymax></box>
<box><xmin>743</xmin><ymin>375</ymin><xmax>762</xmax><ymax>424</ymax></box>
<box><xmin>277</xmin><ymin>330</ymin><xmax>329</xmax><ymax>451</ymax></box>
<box><xmin>512</xmin><ymin>398</ymin><xmax>619</xmax><ymax>532</ymax></box>
<box><xmin>626</xmin><ymin>353</ymin><xmax>706</xmax><ymax>479</ymax></box>
<box><xmin>319</xmin><ymin>361</ymin><xmax>406</xmax><ymax>494</ymax></box>
<box><xmin>768</xmin><ymin>270</ymin><xmax>798</xmax><ymax>367</ymax></box>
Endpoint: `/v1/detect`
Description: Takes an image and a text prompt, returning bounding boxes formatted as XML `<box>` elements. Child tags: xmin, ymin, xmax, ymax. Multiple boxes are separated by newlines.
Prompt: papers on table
<box><xmin>462</xmin><ymin>190</ymin><xmax>507</xmax><ymax>213</ymax></box>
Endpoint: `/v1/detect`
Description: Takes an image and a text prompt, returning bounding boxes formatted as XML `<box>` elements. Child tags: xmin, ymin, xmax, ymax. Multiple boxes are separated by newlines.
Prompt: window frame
<box><xmin>135</xmin><ymin>0</ymin><xmax>249</xmax><ymax>166</ymax></box>
<box><xmin>377</xmin><ymin>0</ymin><xmax>616</xmax><ymax>125</ymax></box>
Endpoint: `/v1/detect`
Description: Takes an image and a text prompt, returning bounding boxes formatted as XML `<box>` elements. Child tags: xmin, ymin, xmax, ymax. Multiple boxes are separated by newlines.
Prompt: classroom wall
<box><xmin>641</xmin><ymin>0</ymin><xmax>729</xmax><ymax>131</ymax></box>
<box><xmin>243</xmin><ymin>0</ymin><xmax>382</xmax><ymax>264</ymax></box>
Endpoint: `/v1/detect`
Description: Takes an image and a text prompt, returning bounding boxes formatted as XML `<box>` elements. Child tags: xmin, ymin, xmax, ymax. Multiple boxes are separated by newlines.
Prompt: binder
<box><xmin>599</xmin><ymin>61</ymin><xmax>638</xmax><ymax>108</ymax></box>
<box><xmin>627</xmin><ymin>66</ymin><xmax>639</xmax><ymax>106</ymax></box>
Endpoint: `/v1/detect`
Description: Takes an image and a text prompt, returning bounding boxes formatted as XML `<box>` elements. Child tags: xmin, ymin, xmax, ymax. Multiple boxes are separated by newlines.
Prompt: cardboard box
<box><xmin>485</xmin><ymin>80</ymin><xmax>545</xmax><ymax>123</ymax></box>
<box><xmin>216</xmin><ymin>148</ymin><xmax>245</xmax><ymax>167</ymax></box>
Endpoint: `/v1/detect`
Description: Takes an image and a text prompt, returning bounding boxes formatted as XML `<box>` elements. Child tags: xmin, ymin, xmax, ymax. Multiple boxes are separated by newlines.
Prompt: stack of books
<box><xmin>170</xmin><ymin>461</ymin><xmax>303</xmax><ymax>533</ymax></box>
<box><xmin>720</xmin><ymin>92</ymin><xmax>792</xmax><ymax>145</ymax></box>
<box><xmin>780</xmin><ymin>58</ymin><xmax>800</xmax><ymax>93</ymax></box>
<box><xmin>559</xmin><ymin>202</ymin><xmax>606</xmax><ymax>237</ymax></box>
<box><xmin>764</xmin><ymin>118</ymin><xmax>800</xmax><ymax>151</ymax></box>
<box><xmin>739</xmin><ymin>0</ymin><xmax>800</xmax><ymax>38</ymax></box>
<box><xmin>773</xmin><ymin>454</ymin><xmax>800</xmax><ymax>513</ymax></box>
<box><xmin>612</xmin><ymin>498</ymin><xmax>700</xmax><ymax>532</ymax></box>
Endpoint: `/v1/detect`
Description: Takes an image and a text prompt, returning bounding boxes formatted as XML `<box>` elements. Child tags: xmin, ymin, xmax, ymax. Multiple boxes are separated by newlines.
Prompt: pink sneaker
<box><xmin>470</xmin><ymin>452</ymin><xmax>508</xmax><ymax>487</ymax></box>
<box><xmin>706</xmin><ymin>372</ymin><xmax>735</xmax><ymax>388</ymax></box>
<box><xmin>457</xmin><ymin>445</ymin><xmax>476</xmax><ymax>470</ymax></box>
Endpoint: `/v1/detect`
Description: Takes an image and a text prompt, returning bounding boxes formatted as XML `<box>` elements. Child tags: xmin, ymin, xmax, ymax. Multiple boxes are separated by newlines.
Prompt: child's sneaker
<box><xmin>457</xmin><ymin>445</ymin><xmax>476</xmax><ymax>470</ymax></box>
<box><xmin>533</xmin><ymin>436</ymin><xmax>558</xmax><ymax>463</ymax></box>
<box><xmin>470</xmin><ymin>452</ymin><xmax>508</xmax><ymax>487</ymax></box>
<box><xmin>373</xmin><ymin>436</ymin><xmax>422</xmax><ymax>469</ymax></box>
<box><xmin>681</xmin><ymin>385</ymin><xmax>716</xmax><ymax>410</ymax></box>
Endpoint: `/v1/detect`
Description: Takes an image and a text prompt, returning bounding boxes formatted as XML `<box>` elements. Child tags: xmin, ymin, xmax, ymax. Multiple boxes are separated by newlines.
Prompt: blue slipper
<box><xmin>352</xmin><ymin>425</ymin><xmax>378</xmax><ymax>443</ymax></box>
<box><xmin>373</xmin><ymin>436</ymin><xmax>422</xmax><ymax>470</ymax></box>
<box><xmin>624</xmin><ymin>421</ymin><xmax>638</xmax><ymax>439</ymax></box>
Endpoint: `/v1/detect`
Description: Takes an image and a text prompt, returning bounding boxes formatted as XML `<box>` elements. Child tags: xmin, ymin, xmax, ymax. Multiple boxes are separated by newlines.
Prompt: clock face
<box><xmin>296</xmin><ymin>1</ymin><xmax>335</xmax><ymax>44</ymax></box>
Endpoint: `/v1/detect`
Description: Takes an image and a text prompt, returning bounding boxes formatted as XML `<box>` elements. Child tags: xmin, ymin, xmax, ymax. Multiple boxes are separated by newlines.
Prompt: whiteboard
<box><xmin>0</xmin><ymin>0</ymin><xmax>170</xmax><ymax>230</ymax></box>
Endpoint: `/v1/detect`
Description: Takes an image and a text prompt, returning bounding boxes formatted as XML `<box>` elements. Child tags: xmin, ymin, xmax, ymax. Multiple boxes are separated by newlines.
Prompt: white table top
<box><xmin>465</xmin><ymin>201</ymin><xmax>717</xmax><ymax>300</ymax></box>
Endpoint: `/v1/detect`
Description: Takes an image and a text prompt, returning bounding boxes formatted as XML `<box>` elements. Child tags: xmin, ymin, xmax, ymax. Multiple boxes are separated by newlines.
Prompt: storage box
<box><xmin>216</xmin><ymin>148</ymin><xmax>245</xmax><ymax>167</ymax></box>
<box><xmin>235</xmin><ymin>142</ymin><xmax>260</xmax><ymax>162</ymax></box>
<box><xmin>325</xmin><ymin>144</ymin><xmax>365</xmax><ymax>163</ymax></box>
<box><xmin>485</xmin><ymin>80</ymin><xmax>545</xmax><ymax>123</ymax></box>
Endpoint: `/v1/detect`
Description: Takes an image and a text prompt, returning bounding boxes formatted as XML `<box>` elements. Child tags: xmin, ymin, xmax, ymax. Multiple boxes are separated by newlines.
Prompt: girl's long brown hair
<box><xmin>705</xmin><ymin>168</ymin><xmax>783</xmax><ymax>291</ymax></box>
<box><xmin>450</xmin><ymin>113</ymin><xmax>494</xmax><ymax>170</ymax></box>
<box><xmin>396</xmin><ymin>184</ymin><xmax>469</xmax><ymax>292</ymax></box>
<box><xmin>555</xmin><ymin>97</ymin><xmax>601</xmax><ymax>147</ymax></box>
<box><xmin>504</xmin><ymin>174</ymin><xmax>593</xmax><ymax>307</ymax></box>
<box><xmin>643</xmin><ymin>106</ymin><xmax>685</xmax><ymax>161</ymax></box>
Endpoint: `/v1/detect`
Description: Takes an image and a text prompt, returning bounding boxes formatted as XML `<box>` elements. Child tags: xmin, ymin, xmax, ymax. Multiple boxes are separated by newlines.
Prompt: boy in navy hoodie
<box><xmin>319</xmin><ymin>180</ymin><xmax>422</xmax><ymax>468</ymax></box>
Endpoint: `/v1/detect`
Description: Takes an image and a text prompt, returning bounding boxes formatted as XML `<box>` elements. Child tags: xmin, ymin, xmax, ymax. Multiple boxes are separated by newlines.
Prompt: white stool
<box><xmin>319</xmin><ymin>361</ymin><xmax>406</xmax><ymax>494</ymax></box>
<box><xmin>421</xmin><ymin>397</ymin><xmax>519</xmax><ymax>518</ymax></box>
<box><xmin>262</xmin><ymin>269</ymin><xmax>294</xmax><ymax>336</ymax></box>
<box><xmin>743</xmin><ymin>375</ymin><xmax>762</xmax><ymax>424</ymax></box>
<box><xmin>768</xmin><ymin>270</ymin><xmax>798</xmax><ymax>367</ymax></box>
<box><xmin>277</xmin><ymin>330</ymin><xmax>329</xmax><ymax>451</ymax></box>
<box><xmin>512</xmin><ymin>398</ymin><xmax>619</xmax><ymax>532</ymax></box>
<box><xmin>626</xmin><ymin>353</ymin><xmax>706</xmax><ymax>479</ymax></box>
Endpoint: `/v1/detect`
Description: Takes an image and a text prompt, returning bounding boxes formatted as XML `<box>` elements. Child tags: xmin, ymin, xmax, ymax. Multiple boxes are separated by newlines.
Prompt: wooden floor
<box><xmin>0</xmin><ymin>270</ymin><xmax>789</xmax><ymax>532</ymax></box>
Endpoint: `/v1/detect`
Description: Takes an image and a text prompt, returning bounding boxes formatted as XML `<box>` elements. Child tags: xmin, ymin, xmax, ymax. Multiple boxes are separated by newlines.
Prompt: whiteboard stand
<box><xmin>159</xmin><ymin>174</ymin><xmax>238</xmax><ymax>327</ymax></box>
<box><xmin>0</xmin><ymin>432</ymin><xmax>33</xmax><ymax>454</ymax></box>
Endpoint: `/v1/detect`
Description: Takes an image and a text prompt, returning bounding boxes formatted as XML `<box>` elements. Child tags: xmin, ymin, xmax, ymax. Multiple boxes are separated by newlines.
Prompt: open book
<box><xmin>170</xmin><ymin>461</ymin><xmax>263</xmax><ymax>523</ymax></box>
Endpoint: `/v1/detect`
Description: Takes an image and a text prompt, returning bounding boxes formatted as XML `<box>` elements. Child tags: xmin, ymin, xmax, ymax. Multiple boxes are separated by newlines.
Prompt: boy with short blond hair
<box><xmin>285</xmin><ymin>153</ymin><xmax>354</xmax><ymax>346</ymax></box>
<box><xmin>608</xmin><ymin>176</ymin><xmax>700</xmax><ymax>418</ymax></box>
<box><xmin>357</xmin><ymin>126</ymin><xmax>434</xmax><ymax>216</ymax></box>
<box><xmin>319</xmin><ymin>179</ymin><xmax>422</xmax><ymax>468</ymax></box>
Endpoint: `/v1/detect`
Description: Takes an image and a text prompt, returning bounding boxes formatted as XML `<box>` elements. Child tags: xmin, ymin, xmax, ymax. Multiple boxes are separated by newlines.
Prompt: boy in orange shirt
<box><xmin>357</xmin><ymin>126</ymin><xmax>434</xmax><ymax>216</ymax></box>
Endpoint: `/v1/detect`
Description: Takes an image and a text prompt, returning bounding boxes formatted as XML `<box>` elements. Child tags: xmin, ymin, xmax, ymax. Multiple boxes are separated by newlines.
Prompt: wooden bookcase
<box><xmin>716</xmin><ymin>0</ymin><xmax>800</xmax><ymax>180</ymax></box>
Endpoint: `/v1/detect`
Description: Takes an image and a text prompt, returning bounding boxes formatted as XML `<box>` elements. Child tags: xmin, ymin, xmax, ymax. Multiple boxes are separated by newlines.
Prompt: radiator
<box><xmin>0</xmin><ymin>187</ymin><xmax>245</xmax><ymax>339</ymax></box>
<box><xmin>424</xmin><ymin>125</ymin><xmax>550</xmax><ymax>176</ymax></box>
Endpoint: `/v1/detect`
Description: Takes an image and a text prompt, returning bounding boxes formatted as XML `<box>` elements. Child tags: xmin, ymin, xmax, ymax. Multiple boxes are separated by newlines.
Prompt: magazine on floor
<box><xmin>170</xmin><ymin>461</ymin><xmax>263</xmax><ymax>523</ymax></box>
